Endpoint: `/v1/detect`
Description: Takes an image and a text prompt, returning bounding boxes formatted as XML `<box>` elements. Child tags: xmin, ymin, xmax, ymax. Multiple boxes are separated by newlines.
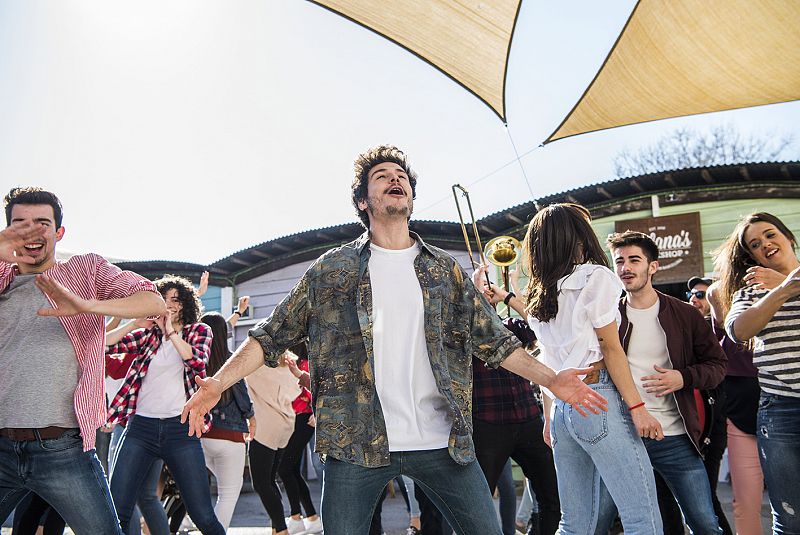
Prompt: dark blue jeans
<box><xmin>109</xmin><ymin>415</ymin><xmax>224</xmax><ymax>535</ymax></box>
<box><xmin>758</xmin><ymin>393</ymin><xmax>800</xmax><ymax>535</ymax></box>
<box><xmin>644</xmin><ymin>435</ymin><xmax>722</xmax><ymax>535</ymax></box>
<box><xmin>321</xmin><ymin>448</ymin><xmax>501</xmax><ymax>535</ymax></box>
<box><xmin>0</xmin><ymin>429</ymin><xmax>122</xmax><ymax>534</ymax></box>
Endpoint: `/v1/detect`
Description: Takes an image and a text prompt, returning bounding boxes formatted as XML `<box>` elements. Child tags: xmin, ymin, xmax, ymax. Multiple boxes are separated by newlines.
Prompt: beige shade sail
<box><xmin>546</xmin><ymin>0</ymin><xmax>800</xmax><ymax>144</ymax></box>
<box><xmin>309</xmin><ymin>0</ymin><xmax>522</xmax><ymax>121</ymax></box>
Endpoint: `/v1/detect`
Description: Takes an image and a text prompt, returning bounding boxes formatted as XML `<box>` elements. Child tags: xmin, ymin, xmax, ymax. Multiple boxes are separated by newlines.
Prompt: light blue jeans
<box><xmin>551</xmin><ymin>370</ymin><xmax>661</xmax><ymax>535</ymax></box>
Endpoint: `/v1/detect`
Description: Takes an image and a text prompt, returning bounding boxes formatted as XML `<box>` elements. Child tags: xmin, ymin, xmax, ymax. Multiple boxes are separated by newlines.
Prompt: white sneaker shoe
<box><xmin>304</xmin><ymin>516</ymin><xmax>324</xmax><ymax>534</ymax></box>
<box><xmin>286</xmin><ymin>516</ymin><xmax>307</xmax><ymax>534</ymax></box>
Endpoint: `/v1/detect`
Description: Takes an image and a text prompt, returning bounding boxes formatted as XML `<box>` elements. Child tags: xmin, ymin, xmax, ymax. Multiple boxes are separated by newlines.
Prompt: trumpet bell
<box><xmin>484</xmin><ymin>236</ymin><xmax>522</xmax><ymax>267</ymax></box>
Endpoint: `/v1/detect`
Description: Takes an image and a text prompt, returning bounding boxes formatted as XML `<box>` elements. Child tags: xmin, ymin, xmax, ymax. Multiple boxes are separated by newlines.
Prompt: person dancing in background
<box><xmin>716</xmin><ymin>212</ymin><xmax>800</xmax><ymax>535</ymax></box>
<box><xmin>513</xmin><ymin>203</ymin><xmax>663</xmax><ymax>535</ymax></box>
<box><xmin>279</xmin><ymin>341</ymin><xmax>324</xmax><ymax>535</ymax></box>
<box><xmin>246</xmin><ymin>349</ymin><xmax>302</xmax><ymax>535</ymax></box>
<box><xmin>106</xmin><ymin>275</ymin><xmax>225</xmax><ymax>535</ymax></box>
<box><xmin>199</xmin><ymin>311</ymin><xmax>256</xmax><ymax>531</ymax></box>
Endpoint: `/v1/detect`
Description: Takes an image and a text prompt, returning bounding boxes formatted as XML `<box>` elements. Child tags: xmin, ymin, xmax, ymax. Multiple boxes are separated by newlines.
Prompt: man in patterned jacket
<box><xmin>0</xmin><ymin>187</ymin><xmax>165</xmax><ymax>534</ymax></box>
<box><xmin>183</xmin><ymin>146</ymin><xmax>607</xmax><ymax>534</ymax></box>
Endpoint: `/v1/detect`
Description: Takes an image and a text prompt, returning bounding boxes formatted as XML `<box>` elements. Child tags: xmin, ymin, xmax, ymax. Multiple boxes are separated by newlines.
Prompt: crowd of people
<box><xmin>0</xmin><ymin>144</ymin><xmax>798</xmax><ymax>535</ymax></box>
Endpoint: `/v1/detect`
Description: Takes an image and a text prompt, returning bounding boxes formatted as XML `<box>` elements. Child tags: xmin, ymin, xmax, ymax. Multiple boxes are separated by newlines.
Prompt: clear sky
<box><xmin>1</xmin><ymin>1</ymin><xmax>797</xmax><ymax>264</ymax></box>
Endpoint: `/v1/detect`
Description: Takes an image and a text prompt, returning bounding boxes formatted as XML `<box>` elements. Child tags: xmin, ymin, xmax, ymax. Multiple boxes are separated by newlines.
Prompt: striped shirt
<box><xmin>726</xmin><ymin>285</ymin><xmax>800</xmax><ymax>398</ymax></box>
<box><xmin>0</xmin><ymin>254</ymin><xmax>158</xmax><ymax>450</ymax></box>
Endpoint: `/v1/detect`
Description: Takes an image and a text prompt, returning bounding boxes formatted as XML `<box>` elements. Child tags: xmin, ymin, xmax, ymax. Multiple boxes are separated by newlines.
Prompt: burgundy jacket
<box><xmin>617</xmin><ymin>291</ymin><xmax>727</xmax><ymax>452</ymax></box>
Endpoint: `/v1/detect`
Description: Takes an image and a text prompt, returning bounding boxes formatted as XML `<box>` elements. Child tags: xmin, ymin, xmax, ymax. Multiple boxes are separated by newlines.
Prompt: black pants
<box><xmin>473</xmin><ymin>418</ymin><xmax>561</xmax><ymax>535</ymax></box>
<box><xmin>277</xmin><ymin>412</ymin><xmax>317</xmax><ymax>517</ymax></box>
<box><xmin>249</xmin><ymin>440</ymin><xmax>287</xmax><ymax>532</ymax></box>
<box><xmin>12</xmin><ymin>492</ymin><xmax>66</xmax><ymax>535</ymax></box>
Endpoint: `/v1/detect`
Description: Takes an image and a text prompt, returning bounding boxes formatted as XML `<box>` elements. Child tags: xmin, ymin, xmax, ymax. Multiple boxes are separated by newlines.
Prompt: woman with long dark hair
<box><xmin>716</xmin><ymin>212</ymin><xmax>800</xmax><ymax>535</ymax></box>
<box><xmin>199</xmin><ymin>311</ymin><xmax>255</xmax><ymax>531</ymax></box>
<box><xmin>518</xmin><ymin>203</ymin><xmax>663</xmax><ymax>534</ymax></box>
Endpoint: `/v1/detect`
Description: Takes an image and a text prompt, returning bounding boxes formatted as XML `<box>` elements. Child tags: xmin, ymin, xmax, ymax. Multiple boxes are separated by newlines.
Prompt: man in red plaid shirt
<box><xmin>0</xmin><ymin>187</ymin><xmax>165</xmax><ymax>534</ymax></box>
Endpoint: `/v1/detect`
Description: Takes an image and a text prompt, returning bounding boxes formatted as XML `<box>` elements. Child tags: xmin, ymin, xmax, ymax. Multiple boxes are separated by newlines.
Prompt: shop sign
<box><xmin>614</xmin><ymin>212</ymin><xmax>704</xmax><ymax>284</ymax></box>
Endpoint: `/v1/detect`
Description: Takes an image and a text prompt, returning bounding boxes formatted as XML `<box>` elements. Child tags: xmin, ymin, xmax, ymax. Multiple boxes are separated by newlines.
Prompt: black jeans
<box><xmin>249</xmin><ymin>440</ymin><xmax>287</xmax><ymax>532</ymax></box>
<box><xmin>473</xmin><ymin>418</ymin><xmax>561</xmax><ymax>535</ymax></box>
<box><xmin>277</xmin><ymin>412</ymin><xmax>317</xmax><ymax>517</ymax></box>
<box><xmin>12</xmin><ymin>492</ymin><xmax>66</xmax><ymax>535</ymax></box>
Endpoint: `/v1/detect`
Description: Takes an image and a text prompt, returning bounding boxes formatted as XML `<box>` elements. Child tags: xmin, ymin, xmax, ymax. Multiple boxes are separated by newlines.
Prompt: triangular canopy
<box><xmin>546</xmin><ymin>0</ymin><xmax>800</xmax><ymax>143</ymax></box>
<box><xmin>309</xmin><ymin>0</ymin><xmax>522</xmax><ymax>121</ymax></box>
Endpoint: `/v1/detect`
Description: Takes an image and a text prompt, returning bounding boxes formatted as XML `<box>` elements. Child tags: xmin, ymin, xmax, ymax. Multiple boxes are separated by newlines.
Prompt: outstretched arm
<box><xmin>35</xmin><ymin>275</ymin><xmax>165</xmax><ymax>318</ymax></box>
<box><xmin>500</xmin><ymin>347</ymin><xmax>607</xmax><ymax>416</ymax></box>
<box><xmin>181</xmin><ymin>336</ymin><xmax>266</xmax><ymax>437</ymax></box>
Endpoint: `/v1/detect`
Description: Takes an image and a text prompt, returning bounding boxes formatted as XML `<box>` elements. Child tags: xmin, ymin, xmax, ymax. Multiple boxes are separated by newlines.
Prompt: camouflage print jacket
<box><xmin>248</xmin><ymin>231</ymin><xmax>521</xmax><ymax>468</ymax></box>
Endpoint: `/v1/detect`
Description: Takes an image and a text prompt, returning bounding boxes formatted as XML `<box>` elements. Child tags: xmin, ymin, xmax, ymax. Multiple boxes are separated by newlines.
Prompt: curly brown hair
<box><xmin>155</xmin><ymin>274</ymin><xmax>203</xmax><ymax>325</ymax></box>
<box><xmin>351</xmin><ymin>145</ymin><xmax>417</xmax><ymax>228</ymax></box>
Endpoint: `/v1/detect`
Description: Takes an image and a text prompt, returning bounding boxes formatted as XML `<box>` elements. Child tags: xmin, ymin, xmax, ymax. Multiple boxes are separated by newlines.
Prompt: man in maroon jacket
<box><xmin>606</xmin><ymin>231</ymin><xmax>727</xmax><ymax>535</ymax></box>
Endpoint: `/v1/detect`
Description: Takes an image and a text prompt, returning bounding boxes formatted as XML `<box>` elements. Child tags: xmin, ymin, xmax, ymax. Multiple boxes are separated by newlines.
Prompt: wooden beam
<box><xmin>700</xmin><ymin>169</ymin><xmax>714</xmax><ymax>184</ymax></box>
<box><xmin>629</xmin><ymin>179</ymin><xmax>644</xmax><ymax>192</ymax></box>
<box><xmin>780</xmin><ymin>164</ymin><xmax>790</xmax><ymax>179</ymax></box>
<box><xmin>663</xmin><ymin>173</ymin><xmax>676</xmax><ymax>187</ymax></box>
<box><xmin>505</xmin><ymin>213</ymin><xmax>524</xmax><ymax>225</ymax></box>
<box><xmin>739</xmin><ymin>166</ymin><xmax>751</xmax><ymax>181</ymax></box>
<box><xmin>596</xmin><ymin>186</ymin><xmax>613</xmax><ymax>200</ymax></box>
<box><xmin>229</xmin><ymin>257</ymin><xmax>250</xmax><ymax>267</ymax></box>
<box><xmin>565</xmin><ymin>194</ymin><xmax>579</xmax><ymax>203</ymax></box>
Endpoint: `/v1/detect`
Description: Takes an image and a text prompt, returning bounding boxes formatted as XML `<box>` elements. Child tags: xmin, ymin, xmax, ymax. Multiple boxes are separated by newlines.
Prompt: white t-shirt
<box><xmin>135</xmin><ymin>336</ymin><xmax>188</xmax><ymax>418</ymax></box>
<box><xmin>528</xmin><ymin>264</ymin><xmax>623</xmax><ymax>381</ymax></box>
<box><xmin>626</xmin><ymin>301</ymin><xmax>685</xmax><ymax>436</ymax></box>
<box><xmin>370</xmin><ymin>242</ymin><xmax>452</xmax><ymax>452</ymax></box>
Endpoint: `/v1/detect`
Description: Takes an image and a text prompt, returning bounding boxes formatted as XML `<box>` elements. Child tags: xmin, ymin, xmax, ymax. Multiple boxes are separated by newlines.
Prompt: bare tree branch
<box><xmin>613</xmin><ymin>124</ymin><xmax>796</xmax><ymax>177</ymax></box>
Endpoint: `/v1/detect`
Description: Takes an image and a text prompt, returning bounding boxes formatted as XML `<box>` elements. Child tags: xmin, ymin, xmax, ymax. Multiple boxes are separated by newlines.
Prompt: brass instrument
<box><xmin>452</xmin><ymin>184</ymin><xmax>521</xmax><ymax>294</ymax></box>
<box><xmin>484</xmin><ymin>235</ymin><xmax>522</xmax><ymax>292</ymax></box>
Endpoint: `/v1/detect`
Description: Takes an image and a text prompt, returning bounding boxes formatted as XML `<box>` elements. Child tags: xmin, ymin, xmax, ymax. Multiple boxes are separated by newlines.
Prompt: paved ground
<box><xmin>2</xmin><ymin>478</ymin><xmax>773</xmax><ymax>534</ymax></box>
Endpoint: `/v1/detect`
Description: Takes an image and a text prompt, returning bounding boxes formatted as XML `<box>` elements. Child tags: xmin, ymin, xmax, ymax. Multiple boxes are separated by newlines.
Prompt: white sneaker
<box><xmin>304</xmin><ymin>516</ymin><xmax>324</xmax><ymax>534</ymax></box>
<box><xmin>286</xmin><ymin>516</ymin><xmax>307</xmax><ymax>534</ymax></box>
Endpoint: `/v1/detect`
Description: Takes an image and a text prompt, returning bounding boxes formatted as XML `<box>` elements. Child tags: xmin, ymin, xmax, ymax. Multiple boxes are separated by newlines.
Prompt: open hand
<box><xmin>35</xmin><ymin>275</ymin><xmax>96</xmax><ymax>317</ymax></box>
<box><xmin>641</xmin><ymin>365</ymin><xmax>684</xmax><ymax>397</ymax></box>
<box><xmin>0</xmin><ymin>223</ymin><xmax>46</xmax><ymax>264</ymax></box>
<box><xmin>181</xmin><ymin>376</ymin><xmax>223</xmax><ymax>437</ymax></box>
<box><xmin>549</xmin><ymin>367</ymin><xmax>608</xmax><ymax>416</ymax></box>
<box><xmin>197</xmin><ymin>271</ymin><xmax>209</xmax><ymax>297</ymax></box>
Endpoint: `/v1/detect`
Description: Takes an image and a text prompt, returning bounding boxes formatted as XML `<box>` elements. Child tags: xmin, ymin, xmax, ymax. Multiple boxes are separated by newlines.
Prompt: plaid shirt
<box><xmin>249</xmin><ymin>231</ymin><xmax>521</xmax><ymax>468</ymax></box>
<box><xmin>1</xmin><ymin>254</ymin><xmax>157</xmax><ymax>451</ymax></box>
<box><xmin>472</xmin><ymin>357</ymin><xmax>540</xmax><ymax>424</ymax></box>
<box><xmin>106</xmin><ymin>322</ymin><xmax>211</xmax><ymax>428</ymax></box>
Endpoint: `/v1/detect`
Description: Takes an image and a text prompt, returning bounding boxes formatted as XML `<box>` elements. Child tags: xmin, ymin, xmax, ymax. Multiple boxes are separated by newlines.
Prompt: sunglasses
<box><xmin>686</xmin><ymin>290</ymin><xmax>706</xmax><ymax>299</ymax></box>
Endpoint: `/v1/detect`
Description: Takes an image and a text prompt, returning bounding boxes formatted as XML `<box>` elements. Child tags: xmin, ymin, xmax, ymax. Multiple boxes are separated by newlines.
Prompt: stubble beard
<box><xmin>367</xmin><ymin>196</ymin><xmax>413</xmax><ymax>220</ymax></box>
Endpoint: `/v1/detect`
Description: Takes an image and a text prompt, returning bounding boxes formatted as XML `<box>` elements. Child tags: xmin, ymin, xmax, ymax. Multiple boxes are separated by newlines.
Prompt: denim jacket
<box><xmin>249</xmin><ymin>231</ymin><xmax>520</xmax><ymax>467</ymax></box>
<box><xmin>209</xmin><ymin>380</ymin><xmax>254</xmax><ymax>433</ymax></box>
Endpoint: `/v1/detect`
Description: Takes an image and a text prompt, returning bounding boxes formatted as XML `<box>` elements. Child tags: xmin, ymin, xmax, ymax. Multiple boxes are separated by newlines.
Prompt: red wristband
<box><xmin>628</xmin><ymin>402</ymin><xmax>645</xmax><ymax>411</ymax></box>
